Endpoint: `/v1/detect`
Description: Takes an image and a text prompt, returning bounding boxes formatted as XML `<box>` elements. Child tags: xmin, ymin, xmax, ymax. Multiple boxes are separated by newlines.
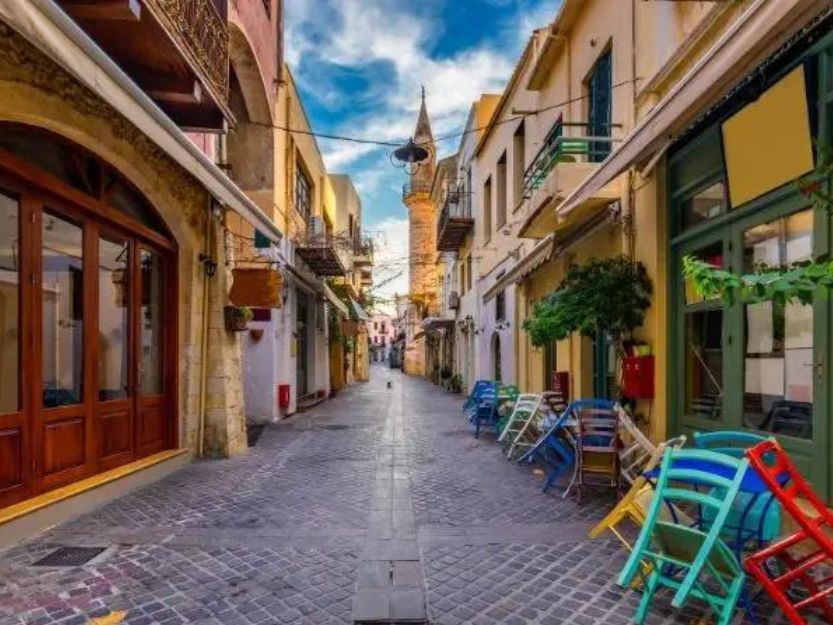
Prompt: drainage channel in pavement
<box><xmin>352</xmin><ymin>392</ymin><xmax>428</xmax><ymax>624</ymax></box>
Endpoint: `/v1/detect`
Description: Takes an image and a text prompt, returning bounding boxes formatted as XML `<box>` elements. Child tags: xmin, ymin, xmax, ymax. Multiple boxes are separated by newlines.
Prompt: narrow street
<box><xmin>0</xmin><ymin>369</ymin><xmax>809</xmax><ymax>625</ymax></box>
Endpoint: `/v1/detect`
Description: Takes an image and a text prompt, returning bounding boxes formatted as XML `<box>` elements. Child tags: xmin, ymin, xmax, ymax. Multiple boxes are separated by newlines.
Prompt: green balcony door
<box><xmin>674</xmin><ymin>194</ymin><xmax>831</xmax><ymax>497</ymax></box>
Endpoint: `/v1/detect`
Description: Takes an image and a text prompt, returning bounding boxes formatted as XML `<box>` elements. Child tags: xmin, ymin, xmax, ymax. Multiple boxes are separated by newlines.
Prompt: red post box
<box><xmin>622</xmin><ymin>355</ymin><xmax>654</xmax><ymax>399</ymax></box>
<box><xmin>278</xmin><ymin>384</ymin><xmax>291</xmax><ymax>408</ymax></box>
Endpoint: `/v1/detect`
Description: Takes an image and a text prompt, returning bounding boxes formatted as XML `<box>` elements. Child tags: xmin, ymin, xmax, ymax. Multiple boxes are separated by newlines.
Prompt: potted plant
<box><xmin>522</xmin><ymin>256</ymin><xmax>652</xmax><ymax>390</ymax></box>
<box><xmin>450</xmin><ymin>374</ymin><xmax>463</xmax><ymax>393</ymax></box>
<box><xmin>224</xmin><ymin>305</ymin><xmax>253</xmax><ymax>332</ymax></box>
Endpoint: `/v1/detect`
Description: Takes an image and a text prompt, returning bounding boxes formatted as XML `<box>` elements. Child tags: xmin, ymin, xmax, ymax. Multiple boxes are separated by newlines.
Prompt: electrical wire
<box><xmin>248</xmin><ymin>77</ymin><xmax>641</xmax><ymax>149</ymax></box>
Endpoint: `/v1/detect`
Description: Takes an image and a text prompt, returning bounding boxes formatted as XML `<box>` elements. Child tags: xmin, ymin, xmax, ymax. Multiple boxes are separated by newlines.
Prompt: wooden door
<box><xmin>134</xmin><ymin>246</ymin><xmax>168</xmax><ymax>458</ymax></box>
<box><xmin>0</xmin><ymin>190</ymin><xmax>32</xmax><ymax>508</ymax></box>
<box><xmin>95</xmin><ymin>230</ymin><xmax>134</xmax><ymax>471</ymax></box>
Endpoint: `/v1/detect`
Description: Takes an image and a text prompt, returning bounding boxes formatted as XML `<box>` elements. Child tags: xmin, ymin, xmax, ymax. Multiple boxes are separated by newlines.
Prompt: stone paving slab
<box><xmin>0</xmin><ymin>371</ymin><xmax>817</xmax><ymax>625</ymax></box>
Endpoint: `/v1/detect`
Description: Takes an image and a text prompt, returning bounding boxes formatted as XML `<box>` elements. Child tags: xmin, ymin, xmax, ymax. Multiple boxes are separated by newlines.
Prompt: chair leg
<box><xmin>634</xmin><ymin>568</ymin><xmax>660</xmax><ymax>625</ymax></box>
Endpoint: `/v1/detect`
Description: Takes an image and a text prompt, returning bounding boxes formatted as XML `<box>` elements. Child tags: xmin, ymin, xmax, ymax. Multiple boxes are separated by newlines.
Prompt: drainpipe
<box><xmin>197</xmin><ymin>196</ymin><xmax>214</xmax><ymax>458</ymax></box>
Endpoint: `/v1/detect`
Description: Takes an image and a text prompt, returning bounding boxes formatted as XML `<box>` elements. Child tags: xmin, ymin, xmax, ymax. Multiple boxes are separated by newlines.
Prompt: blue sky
<box><xmin>285</xmin><ymin>0</ymin><xmax>561</xmax><ymax>302</ymax></box>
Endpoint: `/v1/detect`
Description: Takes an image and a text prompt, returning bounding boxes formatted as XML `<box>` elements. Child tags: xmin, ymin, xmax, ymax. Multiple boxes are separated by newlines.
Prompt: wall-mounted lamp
<box><xmin>199</xmin><ymin>253</ymin><xmax>217</xmax><ymax>277</ymax></box>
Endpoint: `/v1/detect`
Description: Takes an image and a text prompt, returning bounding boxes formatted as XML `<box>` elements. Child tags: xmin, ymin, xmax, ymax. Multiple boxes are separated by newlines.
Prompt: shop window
<box><xmin>684</xmin><ymin>309</ymin><xmax>724</xmax><ymax>421</ymax></box>
<box><xmin>104</xmin><ymin>172</ymin><xmax>165</xmax><ymax>233</ymax></box>
<box><xmin>742</xmin><ymin>209</ymin><xmax>813</xmax><ymax>438</ymax></box>
<box><xmin>680</xmin><ymin>181</ymin><xmax>727</xmax><ymax>231</ymax></box>
<box><xmin>140</xmin><ymin>249</ymin><xmax>164</xmax><ymax>395</ymax></box>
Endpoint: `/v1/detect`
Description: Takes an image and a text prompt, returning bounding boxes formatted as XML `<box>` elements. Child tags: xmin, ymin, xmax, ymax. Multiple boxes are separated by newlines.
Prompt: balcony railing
<box><xmin>60</xmin><ymin>0</ymin><xmax>231</xmax><ymax>128</ymax></box>
<box><xmin>522</xmin><ymin>116</ymin><xmax>615</xmax><ymax>199</ymax></box>
<box><xmin>436</xmin><ymin>187</ymin><xmax>474</xmax><ymax>252</ymax></box>
<box><xmin>353</xmin><ymin>235</ymin><xmax>374</xmax><ymax>266</ymax></box>
<box><xmin>402</xmin><ymin>180</ymin><xmax>432</xmax><ymax>200</ymax></box>
<box><xmin>295</xmin><ymin>225</ymin><xmax>347</xmax><ymax>276</ymax></box>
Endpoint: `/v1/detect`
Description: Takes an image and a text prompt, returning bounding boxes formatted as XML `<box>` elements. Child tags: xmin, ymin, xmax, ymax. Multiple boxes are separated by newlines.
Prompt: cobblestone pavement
<box><xmin>0</xmin><ymin>369</ymin><xmax>819</xmax><ymax>624</ymax></box>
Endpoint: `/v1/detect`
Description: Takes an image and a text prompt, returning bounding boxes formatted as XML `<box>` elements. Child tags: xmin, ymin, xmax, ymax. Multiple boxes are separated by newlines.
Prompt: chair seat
<box><xmin>653</xmin><ymin>522</ymin><xmax>740</xmax><ymax>578</ymax></box>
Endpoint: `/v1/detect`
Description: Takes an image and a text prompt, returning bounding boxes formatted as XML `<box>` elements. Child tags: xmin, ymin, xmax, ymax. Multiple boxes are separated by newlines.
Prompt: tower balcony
<box><xmin>436</xmin><ymin>188</ymin><xmax>473</xmax><ymax>252</ymax></box>
<box><xmin>402</xmin><ymin>180</ymin><xmax>432</xmax><ymax>201</ymax></box>
<box><xmin>58</xmin><ymin>0</ymin><xmax>232</xmax><ymax>130</ymax></box>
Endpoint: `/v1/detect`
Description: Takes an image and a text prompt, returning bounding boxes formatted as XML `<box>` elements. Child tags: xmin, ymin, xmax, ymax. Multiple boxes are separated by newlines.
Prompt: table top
<box><xmin>643</xmin><ymin>457</ymin><xmax>788</xmax><ymax>495</ymax></box>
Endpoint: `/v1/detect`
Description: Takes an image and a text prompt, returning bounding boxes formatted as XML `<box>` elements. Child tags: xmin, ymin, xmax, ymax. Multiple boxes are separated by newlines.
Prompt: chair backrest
<box><xmin>467</xmin><ymin>380</ymin><xmax>494</xmax><ymax>400</ymax></box>
<box><xmin>512</xmin><ymin>394</ymin><xmax>542</xmax><ymax>414</ymax></box>
<box><xmin>620</xmin><ymin>447</ymin><xmax>748</xmax><ymax>596</ymax></box>
<box><xmin>746</xmin><ymin>439</ymin><xmax>833</xmax><ymax>554</ymax></box>
<box><xmin>693</xmin><ymin>430</ymin><xmax>767</xmax><ymax>458</ymax></box>
<box><xmin>573</xmin><ymin>399</ymin><xmax>619</xmax><ymax>454</ymax></box>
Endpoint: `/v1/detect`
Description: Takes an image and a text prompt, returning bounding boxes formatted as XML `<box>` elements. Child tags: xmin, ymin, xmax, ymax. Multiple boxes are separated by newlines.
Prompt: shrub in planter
<box><xmin>440</xmin><ymin>366</ymin><xmax>452</xmax><ymax>380</ymax></box>
<box><xmin>224</xmin><ymin>305</ymin><xmax>253</xmax><ymax>332</ymax></box>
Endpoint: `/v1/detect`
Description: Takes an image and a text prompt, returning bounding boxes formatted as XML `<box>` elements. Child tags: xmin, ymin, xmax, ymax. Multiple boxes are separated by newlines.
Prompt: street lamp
<box><xmin>391</xmin><ymin>137</ymin><xmax>430</xmax><ymax>176</ymax></box>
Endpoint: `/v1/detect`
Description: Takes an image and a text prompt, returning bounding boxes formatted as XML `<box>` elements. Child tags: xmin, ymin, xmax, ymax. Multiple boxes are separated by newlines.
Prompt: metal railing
<box><xmin>402</xmin><ymin>180</ymin><xmax>432</xmax><ymax>200</ymax></box>
<box><xmin>436</xmin><ymin>186</ymin><xmax>473</xmax><ymax>247</ymax></box>
<box><xmin>148</xmin><ymin>0</ymin><xmax>230</xmax><ymax>100</ymax></box>
<box><xmin>522</xmin><ymin>116</ymin><xmax>616</xmax><ymax>199</ymax></box>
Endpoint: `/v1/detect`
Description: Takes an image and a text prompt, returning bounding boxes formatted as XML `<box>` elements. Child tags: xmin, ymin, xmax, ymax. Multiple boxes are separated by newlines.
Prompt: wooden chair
<box><xmin>618</xmin><ymin>448</ymin><xmax>749</xmax><ymax>625</ymax></box>
<box><xmin>744</xmin><ymin>439</ymin><xmax>833</xmax><ymax>624</ymax></box>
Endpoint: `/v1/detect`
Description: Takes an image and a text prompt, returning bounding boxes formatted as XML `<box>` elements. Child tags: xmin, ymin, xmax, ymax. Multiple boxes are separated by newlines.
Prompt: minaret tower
<box><xmin>403</xmin><ymin>88</ymin><xmax>437</xmax><ymax>376</ymax></box>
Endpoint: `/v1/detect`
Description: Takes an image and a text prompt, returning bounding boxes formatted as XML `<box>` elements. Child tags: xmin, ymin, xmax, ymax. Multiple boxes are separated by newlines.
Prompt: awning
<box><xmin>557</xmin><ymin>0</ymin><xmax>823</xmax><ymax>219</ymax></box>
<box><xmin>482</xmin><ymin>234</ymin><xmax>555</xmax><ymax>303</ymax></box>
<box><xmin>349</xmin><ymin>298</ymin><xmax>371</xmax><ymax>322</ymax></box>
<box><xmin>323</xmin><ymin>283</ymin><xmax>349</xmax><ymax>316</ymax></box>
<box><xmin>420</xmin><ymin>317</ymin><xmax>455</xmax><ymax>336</ymax></box>
<box><xmin>2</xmin><ymin>0</ymin><xmax>283</xmax><ymax>243</ymax></box>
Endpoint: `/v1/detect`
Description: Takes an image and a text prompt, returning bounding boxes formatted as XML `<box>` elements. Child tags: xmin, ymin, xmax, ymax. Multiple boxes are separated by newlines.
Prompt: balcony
<box><xmin>353</xmin><ymin>235</ymin><xmax>374</xmax><ymax>267</ymax></box>
<box><xmin>436</xmin><ymin>188</ymin><xmax>474</xmax><ymax>252</ymax></box>
<box><xmin>59</xmin><ymin>0</ymin><xmax>232</xmax><ymax>130</ymax></box>
<box><xmin>360</xmin><ymin>267</ymin><xmax>373</xmax><ymax>287</ymax></box>
<box><xmin>519</xmin><ymin>116</ymin><xmax>620</xmax><ymax>239</ymax></box>
<box><xmin>295</xmin><ymin>225</ymin><xmax>347</xmax><ymax>276</ymax></box>
<box><xmin>402</xmin><ymin>180</ymin><xmax>432</xmax><ymax>201</ymax></box>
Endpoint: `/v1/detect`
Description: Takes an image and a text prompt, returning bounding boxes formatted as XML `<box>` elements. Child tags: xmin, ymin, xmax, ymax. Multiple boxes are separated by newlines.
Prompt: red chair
<box><xmin>744</xmin><ymin>439</ymin><xmax>833</xmax><ymax>624</ymax></box>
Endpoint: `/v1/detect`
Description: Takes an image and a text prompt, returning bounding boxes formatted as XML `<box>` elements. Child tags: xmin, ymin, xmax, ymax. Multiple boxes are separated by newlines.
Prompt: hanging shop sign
<box><xmin>229</xmin><ymin>268</ymin><xmax>283</xmax><ymax>308</ymax></box>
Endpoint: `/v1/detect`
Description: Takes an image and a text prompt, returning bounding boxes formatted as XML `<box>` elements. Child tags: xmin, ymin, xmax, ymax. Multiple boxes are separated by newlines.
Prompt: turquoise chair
<box><xmin>693</xmin><ymin>431</ymin><xmax>782</xmax><ymax>547</ymax></box>
<box><xmin>618</xmin><ymin>447</ymin><xmax>749</xmax><ymax>625</ymax></box>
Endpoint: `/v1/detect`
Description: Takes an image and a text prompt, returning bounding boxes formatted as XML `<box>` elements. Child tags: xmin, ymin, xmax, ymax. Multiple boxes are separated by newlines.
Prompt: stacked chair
<box><xmin>499</xmin><ymin>391</ymin><xmax>565</xmax><ymax>460</ymax></box>
<box><xmin>468</xmin><ymin>381</ymin><xmax>499</xmax><ymax>438</ymax></box>
<box><xmin>744</xmin><ymin>439</ymin><xmax>833</xmax><ymax>624</ymax></box>
<box><xmin>618</xmin><ymin>448</ymin><xmax>750</xmax><ymax>625</ymax></box>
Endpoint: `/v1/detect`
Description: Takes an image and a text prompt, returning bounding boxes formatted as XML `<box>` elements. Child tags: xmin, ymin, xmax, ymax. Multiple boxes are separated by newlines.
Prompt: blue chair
<box><xmin>470</xmin><ymin>383</ymin><xmax>499</xmax><ymax>438</ymax></box>
<box><xmin>518</xmin><ymin>408</ymin><xmax>576</xmax><ymax>493</ymax></box>
<box><xmin>463</xmin><ymin>380</ymin><xmax>494</xmax><ymax>413</ymax></box>
<box><xmin>693</xmin><ymin>431</ymin><xmax>782</xmax><ymax>552</ymax></box>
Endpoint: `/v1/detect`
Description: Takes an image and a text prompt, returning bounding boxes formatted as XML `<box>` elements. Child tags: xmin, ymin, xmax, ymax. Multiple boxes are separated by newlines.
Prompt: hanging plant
<box><xmin>522</xmin><ymin>256</ymin><xmax>652</xmax><ymax>350</ymax></box>
<box><xmin>224</xmin><ymin>305</ymin><xmax>253</xmax><ymax>332</ymax></box>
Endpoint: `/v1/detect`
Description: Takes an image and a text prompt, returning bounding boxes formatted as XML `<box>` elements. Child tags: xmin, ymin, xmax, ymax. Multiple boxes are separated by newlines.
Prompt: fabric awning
<box><xmin>2</xmin><ymin>0</ymin><xmax>284</xmax><ymax>243</ymax></box>
<box><xmin>557</xmin><ymin>0</ymin><xmax>822</xmax><ymax>219</ymax></box>
<box><xmin>349</xmin><ymin>298</ymin><xmax>371</xmax><ymax>322</ymax></box>
<box><xmin>482</xmin><ymin>234</ymin><xmax>555</xmax><ymax>303</ymax></box>
<box><xmin>323</xmin><ymin>283</ymin><xmax>349</xmax><ymax>316</ymax></box>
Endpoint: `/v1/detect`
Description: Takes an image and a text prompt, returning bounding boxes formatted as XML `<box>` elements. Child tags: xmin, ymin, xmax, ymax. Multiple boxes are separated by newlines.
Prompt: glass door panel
<box><xmin>741</xmin><ymin>209</ymin><xmax>815</xmax><ymax>439</ymax></box>
<box><xmin>41</xmin><ymin>211</ymin><xmax>84</xmax><ymax>408</ymax></box>
<box><xmin>98</xmin><ymin>237</ymin><xmax>130</xmax><ymax>401</ymax></box>
<box><xmin>0</xmin><ymin>192</ymin><xmax>20</xmax><ymax>414</ymax></box>
<box><xmin>139</xmin><ymin>248</ymin><xmax>163</xmax><ymax>396</ymax></box>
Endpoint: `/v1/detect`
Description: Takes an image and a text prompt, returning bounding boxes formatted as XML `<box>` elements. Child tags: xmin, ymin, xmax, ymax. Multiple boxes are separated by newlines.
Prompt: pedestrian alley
<box><xmin>0</xmin><ymin>370</ymin><xmax>813</xmax><ymax>625</ymax></box>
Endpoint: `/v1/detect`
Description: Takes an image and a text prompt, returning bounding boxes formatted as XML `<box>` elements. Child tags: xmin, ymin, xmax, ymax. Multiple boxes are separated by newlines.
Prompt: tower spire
<box><xmin>414</xmin><ymin>86</ymin><xmax>434</xmax><ymax>145</ymax></box>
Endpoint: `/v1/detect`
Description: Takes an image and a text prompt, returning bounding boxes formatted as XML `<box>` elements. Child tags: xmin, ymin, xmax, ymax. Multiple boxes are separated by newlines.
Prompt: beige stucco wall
<box><xmin>0</xmin><ymin>25</ymin><xmax>247</xmax><ymax>457</ymax></box>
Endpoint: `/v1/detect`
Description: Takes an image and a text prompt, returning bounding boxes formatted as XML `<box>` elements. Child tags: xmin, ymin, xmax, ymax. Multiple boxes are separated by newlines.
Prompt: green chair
<box><xmin>618</xmin><ymin>447</ymin><xmax>749</xmax><ymax>625</ymax></box>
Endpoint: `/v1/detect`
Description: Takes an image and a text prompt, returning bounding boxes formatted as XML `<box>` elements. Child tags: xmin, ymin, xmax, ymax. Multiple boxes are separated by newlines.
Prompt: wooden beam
<box><xmin>141</xmin><ymin>76</ymin><xmax>203</xmax><ymax>105</ymax></box>
<box><xmin>63</xmin><ymin>0</ymin><xmax>142</xmax><ymax>21</ymax></box>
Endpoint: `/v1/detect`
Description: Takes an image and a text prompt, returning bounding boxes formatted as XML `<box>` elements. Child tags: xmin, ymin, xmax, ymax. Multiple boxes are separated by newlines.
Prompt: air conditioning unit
<box><xmin>448</xmin><ymin>291</ymin><xmax>460</xmax><ymax>310</ymax></box>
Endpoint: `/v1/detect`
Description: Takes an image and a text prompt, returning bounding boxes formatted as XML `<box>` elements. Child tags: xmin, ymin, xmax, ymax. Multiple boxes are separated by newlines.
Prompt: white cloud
<box><xmin>368</xmin><ymin>217</ymin><xmax>410</xmax><ymax>311</ymax></box>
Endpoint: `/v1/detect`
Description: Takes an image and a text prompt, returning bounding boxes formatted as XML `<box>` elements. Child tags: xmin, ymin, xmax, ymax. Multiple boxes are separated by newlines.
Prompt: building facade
<box><xmin>0</xmin><ymin>0</ymin><xmax>286</xmax><ymax>515</ymax></box>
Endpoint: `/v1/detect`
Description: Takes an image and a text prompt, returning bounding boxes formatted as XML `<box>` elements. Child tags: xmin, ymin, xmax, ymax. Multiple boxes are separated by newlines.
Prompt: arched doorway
<box><xmin>491</xmin><ymin>332</ymin><xmax>502</xmax><ymax>383</ymax></box>
<box><xmin>0</xmin><ymin>124</ymin><xmax>177</xmax><ymax>508</ymax></box>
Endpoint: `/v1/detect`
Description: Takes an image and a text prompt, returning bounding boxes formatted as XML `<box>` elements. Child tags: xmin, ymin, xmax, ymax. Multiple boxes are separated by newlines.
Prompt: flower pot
<box><xmin>224</xmin><ymin>306</ymin><xmax>251</xmax><ymax>332</ymax></box>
